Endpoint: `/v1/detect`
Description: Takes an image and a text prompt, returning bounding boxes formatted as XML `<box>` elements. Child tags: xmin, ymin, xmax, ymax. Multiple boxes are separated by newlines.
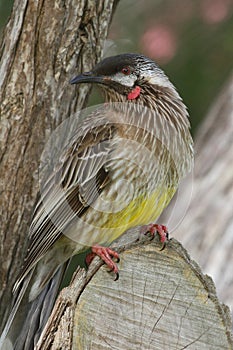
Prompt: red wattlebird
<box><xmin>0</xmin><ymin>53</ymin><xmax>193</xmax><ymax>349</ymax></box>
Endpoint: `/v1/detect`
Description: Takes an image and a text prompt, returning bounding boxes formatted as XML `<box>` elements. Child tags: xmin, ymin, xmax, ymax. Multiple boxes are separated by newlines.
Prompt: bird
<box><xmin>0</xmin><ymin>53</ymin><xmax>193</xmax><ymax>349</ymax></box>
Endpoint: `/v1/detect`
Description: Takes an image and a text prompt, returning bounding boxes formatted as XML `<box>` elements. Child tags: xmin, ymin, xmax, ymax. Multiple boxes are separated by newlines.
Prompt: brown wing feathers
<box><xmin>14</xmin><ymin>121</ymin><xmax>116</xmax><ymax>292</ymax></box>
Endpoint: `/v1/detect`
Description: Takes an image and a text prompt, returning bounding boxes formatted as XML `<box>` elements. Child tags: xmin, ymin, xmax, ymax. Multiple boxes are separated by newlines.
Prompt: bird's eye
<box><xmin>121</xmin><ymin>66</ymin><xmax>131</xmax><ymax>75</ymax></box>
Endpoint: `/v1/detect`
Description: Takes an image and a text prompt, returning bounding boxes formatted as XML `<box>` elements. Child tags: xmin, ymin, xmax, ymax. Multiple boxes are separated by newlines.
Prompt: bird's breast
<box><xmin>65</xmin><ymin>131</ymin><xmax>177</xmax><ymax>250</ymax></box>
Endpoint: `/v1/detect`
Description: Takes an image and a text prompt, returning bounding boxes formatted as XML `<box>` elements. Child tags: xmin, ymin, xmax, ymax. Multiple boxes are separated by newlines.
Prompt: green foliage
<box><xmin>0</xmin><ymin>0</ymin><xmax>13</xmax><ymax>30</ymax></box>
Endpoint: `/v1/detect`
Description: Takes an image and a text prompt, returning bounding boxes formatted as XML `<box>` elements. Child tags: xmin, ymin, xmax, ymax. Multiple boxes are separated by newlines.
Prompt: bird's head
<box><xmin>70</xmin><ymin>54</ymin><xmax>192</xmax><ymax>177</ymax></box>
<box><xmin>70</xmin><ymin>53</ymin><xmax>178</xmax><ymax>105</ymax></box>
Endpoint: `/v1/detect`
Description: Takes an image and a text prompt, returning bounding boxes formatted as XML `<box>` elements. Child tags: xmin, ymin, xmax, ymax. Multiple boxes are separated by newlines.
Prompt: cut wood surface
<box><xmin>36</xmin><ymin>230</ymin><xmax>233</xmax><ymax>350</ymax></box>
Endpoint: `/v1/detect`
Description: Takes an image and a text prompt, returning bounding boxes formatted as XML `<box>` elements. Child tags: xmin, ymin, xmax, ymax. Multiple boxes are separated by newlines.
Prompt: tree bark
<box><xmin>0</xmin><ymin>0</ymin><xmax>118</xmax><ymax>330</ymax></box>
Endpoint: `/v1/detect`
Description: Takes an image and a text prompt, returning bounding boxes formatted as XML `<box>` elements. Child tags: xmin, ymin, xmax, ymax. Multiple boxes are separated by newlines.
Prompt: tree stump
<box><xmin>36</xmin><ymin>230</ymin><xmax>233</xmax><ymax>349</ymax></box>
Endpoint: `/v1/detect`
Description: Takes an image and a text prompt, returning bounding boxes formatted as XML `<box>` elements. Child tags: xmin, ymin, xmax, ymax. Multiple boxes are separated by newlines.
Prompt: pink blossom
<box><xmin>140</xmin><ymin>25</ymin><xmax>177</xmax><ymax>64</ymax></box>
<box><xmin>201</xmin><ymin>0</ymin><xmax>231</xmax><ymax>24</ymax></box>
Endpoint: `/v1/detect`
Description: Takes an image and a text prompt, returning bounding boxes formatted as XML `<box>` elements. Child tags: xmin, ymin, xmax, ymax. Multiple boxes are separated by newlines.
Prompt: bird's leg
<box><xmin>140</xmin><ymin>224</ymin><xmax>169</xmax><ymax>250</ymax></box>
<box><xmin>86</xmin><ymin>245</ymin><xmax>120</xmax><ymax>280</ymax></box>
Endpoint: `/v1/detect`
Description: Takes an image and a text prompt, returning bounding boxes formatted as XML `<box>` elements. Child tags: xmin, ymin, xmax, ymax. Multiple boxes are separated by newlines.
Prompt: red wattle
<box><xmin>127</xmin><ymin>86</ymin><xmax>141</xmax><ymax>100</ymax></box>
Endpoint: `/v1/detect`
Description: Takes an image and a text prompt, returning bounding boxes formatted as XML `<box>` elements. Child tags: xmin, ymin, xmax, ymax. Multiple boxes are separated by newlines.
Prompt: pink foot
<box><xmin>86</xmin><ymin>245</ymin><xmax>120</xmax><ymax>280</ymax></box>
<box><xmin>140</xmin><ymin>224</ymin><xmax>169</xmax><ymax>250</ymax></box>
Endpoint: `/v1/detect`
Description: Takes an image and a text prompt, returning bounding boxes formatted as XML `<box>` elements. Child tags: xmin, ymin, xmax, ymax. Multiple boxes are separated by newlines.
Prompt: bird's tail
<box><xmin>0</xmin><ymin>264</ymin><xmax>67</xmax><ymax>350</ymax></box>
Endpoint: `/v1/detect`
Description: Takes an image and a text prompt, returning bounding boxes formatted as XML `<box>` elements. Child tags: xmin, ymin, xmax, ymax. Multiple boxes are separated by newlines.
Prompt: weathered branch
<box><xmin>36</xmin><ymin>230</ymin><xmax>233</xmax><ymax>349</ymax></box>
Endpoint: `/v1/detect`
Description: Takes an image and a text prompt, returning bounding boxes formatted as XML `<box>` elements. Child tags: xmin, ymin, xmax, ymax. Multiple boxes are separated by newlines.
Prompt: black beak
<box><xmin>70</xmin><ymin>72</ymin><xmax>105</xmax><ymax>85</ymax></box>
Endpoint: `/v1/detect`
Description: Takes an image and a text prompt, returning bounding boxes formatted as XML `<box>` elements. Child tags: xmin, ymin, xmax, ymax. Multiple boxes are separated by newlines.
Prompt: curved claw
<box><xmin>114</xmin><ymin>272</ymin><xmax>119</xmax><ymax>281</ymax></box>
<box><xmin>141</xmin><ymin>224</ymin><xmax>169</xmax><ymax>249</ymax></box>
<box><xmin>160</xmin><ymin>241</ymin><xmax>167</xmax><ymax>251</ymax></box>
<box><xmin>91</xmin><ymin>245</ymin><xmax>120</xmax><ymax>280</ymax></box>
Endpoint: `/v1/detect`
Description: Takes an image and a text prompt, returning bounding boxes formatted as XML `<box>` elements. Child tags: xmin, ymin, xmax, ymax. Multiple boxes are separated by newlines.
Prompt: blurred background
<box><xmin>1</xmin><ymin>0</ymin><xmax>233</xmax><ymax>133</ymax></box>
<box><xmin>109</xmin><ymin>0</ymin><xmax>233</xmax><ymax>133</ymax></box>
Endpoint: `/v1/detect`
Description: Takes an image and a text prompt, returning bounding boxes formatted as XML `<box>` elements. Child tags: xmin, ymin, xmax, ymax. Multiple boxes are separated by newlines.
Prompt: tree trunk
<box><xmin>0</xmin><ymin>0</ymin><xmax>118</xmax><ymax>330</ymax></box>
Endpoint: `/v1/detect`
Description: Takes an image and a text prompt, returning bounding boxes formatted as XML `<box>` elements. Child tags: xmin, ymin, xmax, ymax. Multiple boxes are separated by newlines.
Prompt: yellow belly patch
<box><xmin>98</xmin><ymin>186</ymin><xmax>176</xmax><ymax>243</ymax></box>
